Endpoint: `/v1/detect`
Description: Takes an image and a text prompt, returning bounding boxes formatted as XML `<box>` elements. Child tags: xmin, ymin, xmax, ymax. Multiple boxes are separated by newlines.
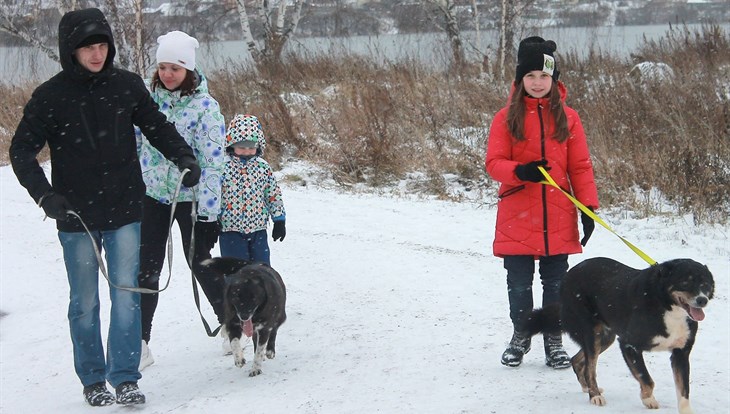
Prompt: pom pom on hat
<box><xmin>156</xmin><ymin>30</ymin><xmax>198</xmax><ymax>71</ymax></box>
<box><xmin>515</xmin><ymin>36</ymin><xmax>560</xmax><ymax>83</ymax></box>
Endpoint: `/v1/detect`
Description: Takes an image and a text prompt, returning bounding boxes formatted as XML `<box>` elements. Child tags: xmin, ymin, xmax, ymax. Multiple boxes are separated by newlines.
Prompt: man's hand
<box><xmin>40</xmin><ymin>192</ymin><xmax>74</xmax><ymax>221</ymax></box>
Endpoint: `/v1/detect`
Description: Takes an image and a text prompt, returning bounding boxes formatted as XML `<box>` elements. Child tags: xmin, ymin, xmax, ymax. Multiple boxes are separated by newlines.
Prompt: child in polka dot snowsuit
<box><xmin>218</xmin><ymin>114</ymin><xmax>286</xmax><ymax>264</ymax></box>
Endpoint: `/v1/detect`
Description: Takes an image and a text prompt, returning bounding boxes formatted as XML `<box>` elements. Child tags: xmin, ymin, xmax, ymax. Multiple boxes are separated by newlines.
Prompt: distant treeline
<box><xmin>2</xmin><ymin>1</ymin><xmax>729</xmax><ymax>47</ymax></box>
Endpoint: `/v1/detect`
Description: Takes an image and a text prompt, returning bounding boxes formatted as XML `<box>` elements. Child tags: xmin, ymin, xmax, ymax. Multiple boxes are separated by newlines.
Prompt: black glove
<box><xmin>580</xmin><ymin>207</ymin><xmax>595</xmax><ymax>247</ymax></box>
<box><xmin>515</xmin><ymin>160</ymin><xmax>550</xmax><ymax>183</ymax></box>
<box><xmin>195</xmin><ymin>220</ymin><xmax>221</xmax><ymax>251</ymax></box>
<box><xmin>178</xmin><ymin>156</ymin><xmax>201</xmax><ymax>187</ymax></box>
<box><xmin>39</xmin><ymin>192</ymin><xmax>74</xmax><ymax>221</ymax></box>
<box><xmin>272</xmin><ymin>220</ymin><xmax>286</xmax><ymax>242</ymax></box>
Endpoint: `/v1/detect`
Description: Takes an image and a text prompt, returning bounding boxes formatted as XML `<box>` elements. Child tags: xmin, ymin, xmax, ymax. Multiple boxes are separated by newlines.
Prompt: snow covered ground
<box><xmin>1</xmin><ymin>163</ymin><xmax>728</xmax><ymax>414</ymax></box>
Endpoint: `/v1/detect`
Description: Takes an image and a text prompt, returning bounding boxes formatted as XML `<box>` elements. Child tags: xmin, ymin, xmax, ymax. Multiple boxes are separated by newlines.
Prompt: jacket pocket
<box><xmin>498</xmin><ymin>185</ymin><xmax>525</xmax><ymax>199</ymax></box>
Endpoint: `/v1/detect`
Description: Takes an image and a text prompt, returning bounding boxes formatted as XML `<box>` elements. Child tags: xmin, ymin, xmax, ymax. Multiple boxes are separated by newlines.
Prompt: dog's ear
<box><xmin>650</xmin><ymin>263</ymin><xmax>675</xmax><ymax>310</ymax></box>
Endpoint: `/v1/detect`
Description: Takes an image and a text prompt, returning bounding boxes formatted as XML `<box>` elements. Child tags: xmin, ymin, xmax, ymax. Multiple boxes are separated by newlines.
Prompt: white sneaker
<box><xmin>139</xmin><ymin>340</ymin><xmax>154</xmax><ymax>371</ymax></box>
<box><xmin>220</xmin><ymin>326</ymin><xmax>232</xmax><ymax>355</ymax></box>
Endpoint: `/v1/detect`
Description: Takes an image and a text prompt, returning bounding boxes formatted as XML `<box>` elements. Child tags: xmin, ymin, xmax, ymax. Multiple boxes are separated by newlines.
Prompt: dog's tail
<box><xmin>199</xmin><ymin>257</ymin><xmax>252</xmax><ymax>276</ymax></box>
<box><xmin>523</xmin><ymin>303</ymin><xmax>561</xmax><ymax>337</ymax></box>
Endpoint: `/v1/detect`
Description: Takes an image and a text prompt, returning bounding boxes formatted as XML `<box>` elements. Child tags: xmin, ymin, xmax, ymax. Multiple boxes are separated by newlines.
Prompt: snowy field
<box><xmin>1</xmin><ymin>163</ymin><xmax>728</xmax><ymax>414</ymax></box>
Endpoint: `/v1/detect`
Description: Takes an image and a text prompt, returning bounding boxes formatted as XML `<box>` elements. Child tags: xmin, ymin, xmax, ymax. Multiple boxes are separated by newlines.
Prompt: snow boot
<box><xmin>544</xmin><ymin>333</ymin><xmax>571</xmax><ymax>369</ymax></box>
<box><xmin>501</xmin><ymin>330</ymin><xmax>531</xmax><ymax>367</ymax></box>
<box><xmin>115</xmin><ymin>382</ymin><xmax>145</xmax><ymax>405</ymax></box>
<box><xmin>139</xmin><ymin>340</ymin><xmax>154</xmax><ymax>371</ymax></box>
<box><xmin>83</xmin><ymin>382</ymin><xmax>115</xmax><ymax>407</ymax></box>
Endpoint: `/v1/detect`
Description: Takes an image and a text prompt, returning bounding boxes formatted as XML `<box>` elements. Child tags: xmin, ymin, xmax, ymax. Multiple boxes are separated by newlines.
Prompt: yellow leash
<box><xmin>537</xmin><ymin>166</ymin><xmax>657</xmax><ymax>266</ymax></box>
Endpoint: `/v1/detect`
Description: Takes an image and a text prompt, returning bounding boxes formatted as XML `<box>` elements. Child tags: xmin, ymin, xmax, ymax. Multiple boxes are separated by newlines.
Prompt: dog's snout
<box><xmin>695</xmin><ymin>296</ymin><xmax>708</xmax><ymax>307</ymax></box>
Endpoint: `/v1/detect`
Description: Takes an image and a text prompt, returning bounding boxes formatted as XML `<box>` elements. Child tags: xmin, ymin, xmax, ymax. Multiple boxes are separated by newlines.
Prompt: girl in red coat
<box><xmin>485</xmin><ymin>37</ymin><xmax>599</xmax><ymax>369</ymax></box>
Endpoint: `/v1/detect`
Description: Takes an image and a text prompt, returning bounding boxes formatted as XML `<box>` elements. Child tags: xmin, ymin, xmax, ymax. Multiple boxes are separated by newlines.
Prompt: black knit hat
<box><xmin>515</xmin><ymin>36</ymin><xmax>560</xmax><ymax>83</ymax></box>
<box><xmin>75</xmin><ymin>34</ymin><xmax>109</xmax><ymax>49</ymax></box>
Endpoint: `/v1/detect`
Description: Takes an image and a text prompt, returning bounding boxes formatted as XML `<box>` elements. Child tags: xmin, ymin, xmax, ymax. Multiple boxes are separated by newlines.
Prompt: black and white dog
<box><xmin>525</xmin><ymin>257</ymin><xmax>714</xmax><ymax>414</ymax></box>
<box><xmin>201</xmin><ymin>257</ymin><xmax>287</xmax><ymax>377</ymax></box>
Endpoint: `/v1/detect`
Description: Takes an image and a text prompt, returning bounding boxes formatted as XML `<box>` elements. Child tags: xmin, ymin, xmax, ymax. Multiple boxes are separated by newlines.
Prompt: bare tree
<box><xmin>420</xmin><ymin>0</ymin><xmax>465</xmax><ymax>71</ymax></box>
<box><xmin>0</xmin><ymin>1</ymin><xmax>58</xmax><ymax>61</ymax></box>
<box><xmin>233</xmin><ymin>0</ymin><xmax>307</xmax><ymax>148</ymax></box>
<box><xmin>234</xmin><ymin>0</ymin><xmax>305</xmax><ymax>68</ymax></box>
<box><xmin>471</xmin><ymin>0</ymin><xmax>480</xmax><ymax>52</ymax></box>
<box><xmin>497</xmin><ymin>0</ymin><xmax>536</xmax><ymax>81</ymax></box>
<box><xmin>101</xmin><ymin>0</ymin><xmax>152</xmax><ymax>75</ymax></box>
<box><xmin>497</xmin><ymin>0</ymin><xmax>514</xmax><ymax>81</ymax></box>
<box><xmin>1</xmin><ymin>0</ymin><xmax>153</xmax><ymax>75</ymax></box>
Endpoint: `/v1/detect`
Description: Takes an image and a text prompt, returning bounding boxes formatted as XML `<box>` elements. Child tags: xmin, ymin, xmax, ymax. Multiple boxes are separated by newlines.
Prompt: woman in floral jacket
<box><xmin>135</xmin><ymin>31</ymin><xmax>226</xmax><ymax>369</ymax></box>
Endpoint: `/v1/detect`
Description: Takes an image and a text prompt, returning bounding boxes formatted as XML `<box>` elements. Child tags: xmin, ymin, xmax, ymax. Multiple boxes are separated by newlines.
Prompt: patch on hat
<box><xmin>542</xmin><ymin>54</ymin><xmax>555</xmax><ymax>76</ymax></box>
<box><xmin>515</xmin><ymin>36</ymin><xmax>560</xmax><ymax>83</ymax></box>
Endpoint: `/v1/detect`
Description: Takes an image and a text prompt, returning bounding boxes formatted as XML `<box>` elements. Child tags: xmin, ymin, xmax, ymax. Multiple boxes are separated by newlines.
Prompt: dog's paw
<box><xmin>266</xmin><ymin>350</ymin><xmax>276</xmax><ymax>359</ymax></box>
<box><xmin>589</xmin><ymin>394</ymin><xmax>607</xmax><ymax>406</ymax></box>
<box><xmin>641</xmin><ymin>396</ymin><xmax>659</xmax><ymax>409</ymax></box>
<box><xmin>677</xmin><ymin>397</ymin><xmax>693</xmax><ymax>414</ymax></box>
<box><xmin>233</xmin><ymin>350</ymin><xmax>246</xmax><ymax>368</ymax></box>
<box><xmin>248</xmin><ymin>368</ymin><xmax>262</xmax><ymax>377</ymax></box>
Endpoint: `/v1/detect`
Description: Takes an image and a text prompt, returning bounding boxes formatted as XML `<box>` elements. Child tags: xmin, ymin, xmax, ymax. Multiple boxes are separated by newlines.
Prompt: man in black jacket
<box><xmin>9</xmin><ymin>8</ymin><xmax>200</xmax><ymax>407</ymax></box>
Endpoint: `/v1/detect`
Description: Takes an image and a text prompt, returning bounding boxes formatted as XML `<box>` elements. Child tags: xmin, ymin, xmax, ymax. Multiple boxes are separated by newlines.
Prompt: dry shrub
<box><xmin>0</xmin><ymin>84</ymin><xmax>36</xmax><ymax>165</ymax></box>
<box><xmin>210</xmin><ymin>53</ymin><xmax>500</xmax><ymax>187</ymax></box>
<box><xmin>563</xmin><ymin>23</ymin><xmax>730</xmax><ymax>222</ymax></box>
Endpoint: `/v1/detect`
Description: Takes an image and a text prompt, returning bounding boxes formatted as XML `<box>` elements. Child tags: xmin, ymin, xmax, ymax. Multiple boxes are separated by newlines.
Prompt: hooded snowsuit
<box><xmin>219</xmin><ymin>116</ymin><xmax>285</xmax><ymax>235</ymax></box>
<box><xmin>485</xmin><ymin>82</ymin><xmax>599</xmax><ymax>257</ymax></box>
<box><xmin>9</xmin><ymin>8</ymin><xmax>194</xmax><ymax>233</ymax></box>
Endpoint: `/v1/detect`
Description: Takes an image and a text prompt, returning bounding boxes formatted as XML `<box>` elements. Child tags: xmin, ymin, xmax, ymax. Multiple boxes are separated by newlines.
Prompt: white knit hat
<box><xmin>156</xmin><ymin>31</ymin><xmax>198</xmax><ymax>70</ymax></box>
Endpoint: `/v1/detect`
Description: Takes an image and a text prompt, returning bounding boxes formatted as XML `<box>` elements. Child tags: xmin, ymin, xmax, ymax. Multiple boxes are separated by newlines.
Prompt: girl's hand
<box><xmin>515</xmin><ymin>160</ymin><xmax>550</xmax><ymax>182</ymax></box>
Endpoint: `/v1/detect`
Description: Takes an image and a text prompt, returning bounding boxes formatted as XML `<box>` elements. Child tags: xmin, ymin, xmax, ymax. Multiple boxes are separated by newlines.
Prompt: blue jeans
<box><xmin>219</xmin><ymin>230</ymin><xmax>271</xmax><ymax>265</ymax></box>
<box><xmin>58</xmin><ymin>222</ymin><xmax>142</xmax><ymax>388</ymax></box>
<box><xmin>503</xmin><ymin>254</ymin><xmax>569</xmax><ymax>332</ymax></box>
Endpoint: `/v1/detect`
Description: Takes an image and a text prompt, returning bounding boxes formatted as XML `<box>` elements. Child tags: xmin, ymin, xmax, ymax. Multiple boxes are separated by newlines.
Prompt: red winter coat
<box><xmin>485</xmin><ymin>82</ymin><xmax>598</xmax><ymax>258</ymax></box>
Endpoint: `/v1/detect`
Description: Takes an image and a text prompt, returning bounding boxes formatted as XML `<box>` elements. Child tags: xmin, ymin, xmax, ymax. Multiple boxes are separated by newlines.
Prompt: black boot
<box><xmin>501</xmin><ymin>331</ymin><xmax>531</xmax><ymax>367</ymax></box>
<box><xmin>544</xmin><ymin>333</ymin><xmax>571</xmax><ymax>369</ymax></box>
<box><xmin>83</xmin><ymin>382</ymin><xmax>115</xmax><ymax>407</ymax></box>
<box><xmin>115</xmin><ymin>382</ymin><xmax>146</xmax><ymax>405</ymax></box>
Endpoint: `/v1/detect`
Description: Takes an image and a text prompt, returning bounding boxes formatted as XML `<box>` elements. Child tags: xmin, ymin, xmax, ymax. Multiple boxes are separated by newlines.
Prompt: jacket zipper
<box><xmin>538</xmin><ymin>102</ymin><xmax>549</xmax><ymax>256</ymax></box>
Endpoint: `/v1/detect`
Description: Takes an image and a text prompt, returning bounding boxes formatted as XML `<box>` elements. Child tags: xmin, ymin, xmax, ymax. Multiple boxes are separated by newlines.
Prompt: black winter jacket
<box><xmin>9</xmin><ymin>8</ymin><xmax>195</xmax><ymax>232</ymax></box>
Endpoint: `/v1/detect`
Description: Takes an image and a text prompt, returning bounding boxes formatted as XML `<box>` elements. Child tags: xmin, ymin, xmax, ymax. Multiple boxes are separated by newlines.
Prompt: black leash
<box><xmin>186</xmin><ymin>198</ymin><xmax>222</xmax><ymax>337</ymax></box>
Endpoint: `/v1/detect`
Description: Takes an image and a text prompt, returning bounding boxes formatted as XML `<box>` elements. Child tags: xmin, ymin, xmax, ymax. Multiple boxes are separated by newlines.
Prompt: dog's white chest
<box><xmin>650</xmin><ymin>306</ymin><xmax>691</xmax><ymax>351</ymax></box>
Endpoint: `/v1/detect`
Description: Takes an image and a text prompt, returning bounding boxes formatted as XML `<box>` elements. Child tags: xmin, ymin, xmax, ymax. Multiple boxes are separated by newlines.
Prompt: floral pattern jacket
<box><xmin>136</xmin><ymin>72</ymin><xmax>226</xmax><ymax>221</ymax></box>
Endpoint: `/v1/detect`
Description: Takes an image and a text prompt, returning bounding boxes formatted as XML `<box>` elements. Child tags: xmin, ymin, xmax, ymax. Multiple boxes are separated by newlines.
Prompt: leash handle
<box><xmin>537</xmin><ymin>166</ymin><xmax>657</xmax><ymax>266</ymax></box>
